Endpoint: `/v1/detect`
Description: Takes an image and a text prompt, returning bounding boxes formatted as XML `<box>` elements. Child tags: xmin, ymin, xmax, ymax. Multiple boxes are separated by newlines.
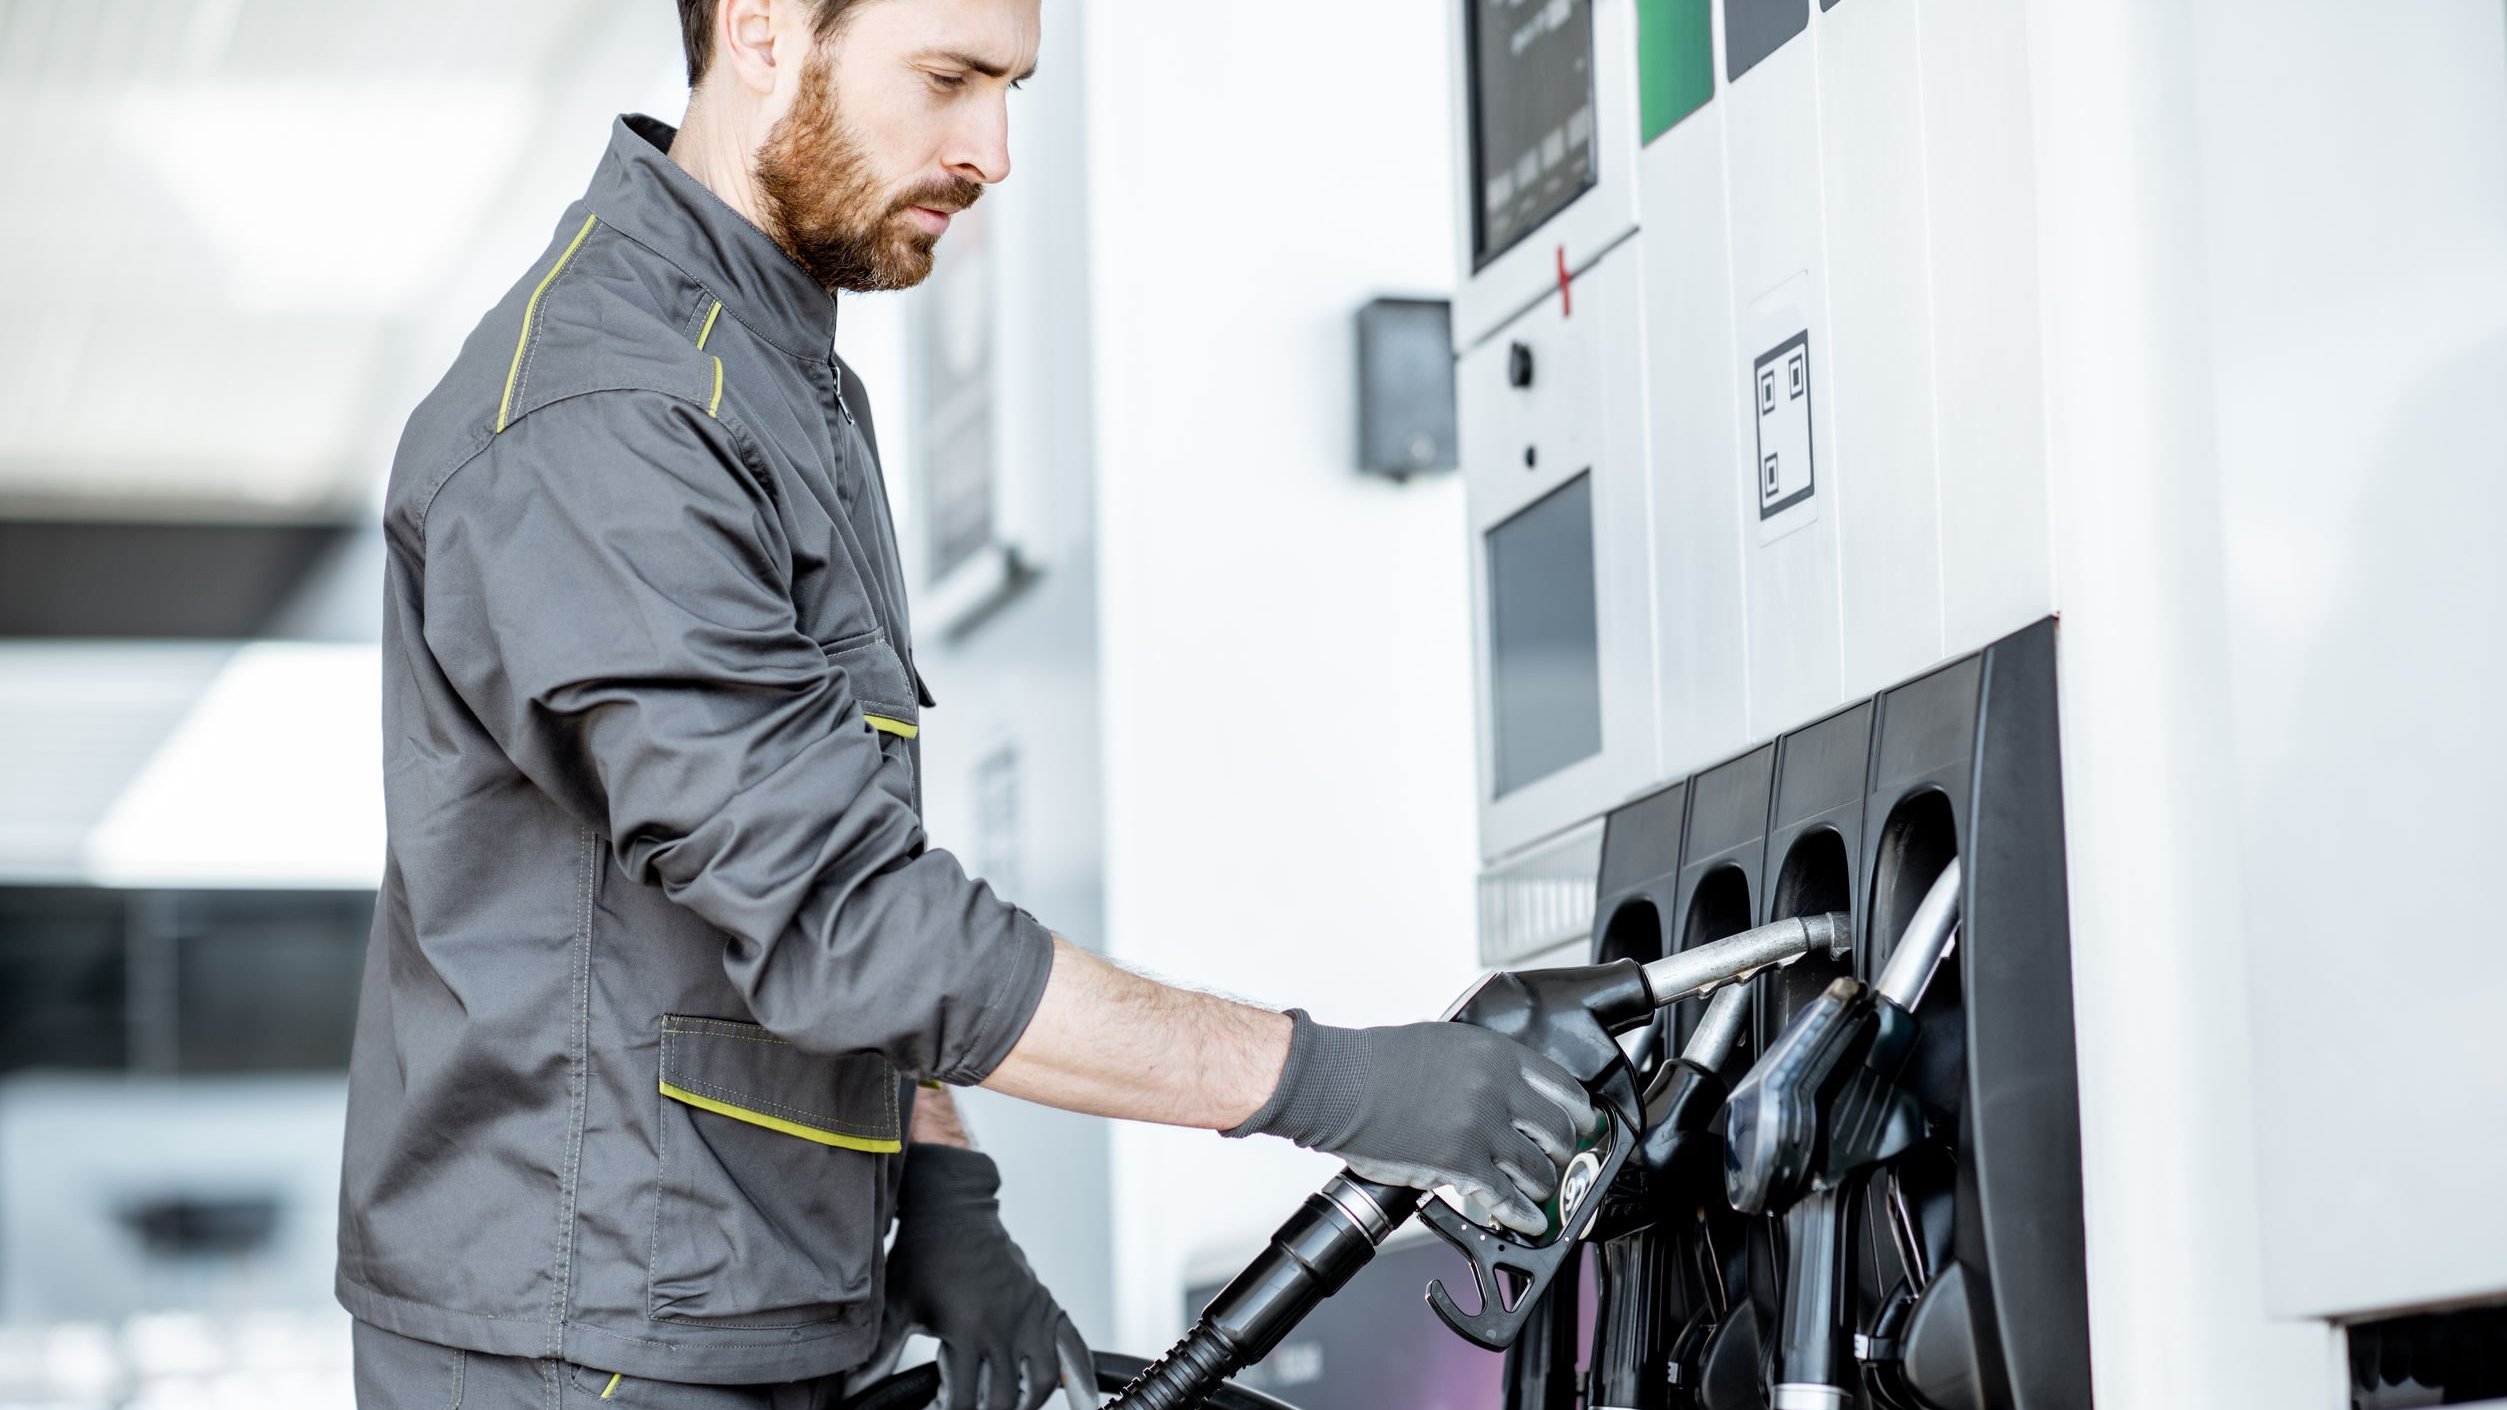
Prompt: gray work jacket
<box><xmin>337</xmin><ymin>115</ymin><xmax>1054</xmax><ymax>1385</ymax></box>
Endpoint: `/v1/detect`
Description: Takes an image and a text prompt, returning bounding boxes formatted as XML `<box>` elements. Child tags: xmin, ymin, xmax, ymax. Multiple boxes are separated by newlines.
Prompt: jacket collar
<box><xmin>587</xmin><ymin>114</ymin><xmax>841</xmax><ymax>361</ymax></box>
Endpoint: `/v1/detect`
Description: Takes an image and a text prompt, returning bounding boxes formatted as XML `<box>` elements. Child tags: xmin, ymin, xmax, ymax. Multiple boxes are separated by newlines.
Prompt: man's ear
<box><xmin>713</xmin><ymin>0</ymin><xmax>785</xmax><ymax>97</ymax></box>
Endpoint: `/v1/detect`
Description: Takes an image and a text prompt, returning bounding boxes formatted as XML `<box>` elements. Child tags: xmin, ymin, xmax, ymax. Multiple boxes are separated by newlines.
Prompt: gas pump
<box><xmin>1448</xmin><ymin>0</ymin><xmax>2092</xmax><ymax>1404</ymax></box>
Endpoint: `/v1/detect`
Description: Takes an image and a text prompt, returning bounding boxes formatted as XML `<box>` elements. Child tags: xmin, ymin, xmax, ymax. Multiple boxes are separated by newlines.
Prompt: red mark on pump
<box><xmin>1556</xmin><ymin>244</ymin><xmax>1573</xmax><ymax>318</ymax></box>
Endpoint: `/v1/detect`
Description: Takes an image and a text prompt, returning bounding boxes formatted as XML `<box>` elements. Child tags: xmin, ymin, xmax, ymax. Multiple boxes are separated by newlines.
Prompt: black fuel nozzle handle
<box><xmin>1722</xmin><ymin>977</ymin><xmax>1881</xmax><ymax>1217</ymax></box>
<box><xmin>1401</xmin><ymin>962</ymin><xmax>1653</xmax><ymax>1352</ymax></box>
<box><xmin>1720</xmin><ymin>978</ymin><xmax>1934</xmax><ymax>1217</ymax></box>
<box><xmin>1426</xmin><ymin>978</ymin><xmax>1765</xmax><ymax>1344</ymax></box>
<box><xmin>1419</xmin><ymin>1104</ymin><xmax>1632</xmax><ymax>1350</ymax></box>
<box><xmin>1438</xmin><ymin>961</ymin><xmax>1654</xmax><ymax>1129</ymax></box>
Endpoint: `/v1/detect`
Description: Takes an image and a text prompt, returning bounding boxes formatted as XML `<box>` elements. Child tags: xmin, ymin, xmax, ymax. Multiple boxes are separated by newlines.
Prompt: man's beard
<box><xmin>754</xmin><ymin>53</ymin><xmax>982</xmax><ymax>293</ymax></box>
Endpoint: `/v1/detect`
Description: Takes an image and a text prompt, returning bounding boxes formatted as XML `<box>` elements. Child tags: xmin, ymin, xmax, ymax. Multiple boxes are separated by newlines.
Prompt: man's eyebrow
<box><xmin>922</xmin><ymin>49</ymin><xmax>1039</xmax><ymax>82</ymax></box>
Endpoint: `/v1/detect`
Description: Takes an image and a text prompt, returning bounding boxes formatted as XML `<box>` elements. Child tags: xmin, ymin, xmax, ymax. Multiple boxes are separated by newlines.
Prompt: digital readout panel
<box><xmin>1469</xmin><ymin>0</ymin><xmax>1599</xmax><ymax>268</ymax></box>
<box><xmin>1488</xmin><ymin>471</ymin><xmax>1603</xmax><ymax>795</ymax></box>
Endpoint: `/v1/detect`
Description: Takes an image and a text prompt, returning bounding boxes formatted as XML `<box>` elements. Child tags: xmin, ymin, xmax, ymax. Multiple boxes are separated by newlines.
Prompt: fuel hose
<box><xmin>1103</xmin><ymin>1174</ymin><xmax>1422</xmax><ymax>1410</ymax></box>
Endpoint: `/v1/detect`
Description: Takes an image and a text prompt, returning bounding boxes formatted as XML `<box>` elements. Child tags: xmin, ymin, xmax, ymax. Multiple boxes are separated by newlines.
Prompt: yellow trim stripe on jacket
<box><xmin>497</xmin><ymin>213</ymin><xmax>600</xmax><ymax>433</ymax></box>
<box><xmin>657</xmin><ymin>1081</ymin><xmax>905</xmax><ymax>1154</ymax></box>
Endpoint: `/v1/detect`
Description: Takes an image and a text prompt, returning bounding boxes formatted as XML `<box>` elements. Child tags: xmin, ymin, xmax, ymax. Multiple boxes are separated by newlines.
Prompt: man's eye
<box><xmin>929</xmin><ymin>72</ymin><xmax>968</xmax><ymax>91</ymax></box>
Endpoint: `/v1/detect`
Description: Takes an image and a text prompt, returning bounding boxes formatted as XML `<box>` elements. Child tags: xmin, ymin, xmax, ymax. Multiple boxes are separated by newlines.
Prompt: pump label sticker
<box><xmin>1747</xmin><ymin>274</ymin><xmax>1819</xmax><ymax>543</ymax></box>
<box><xmin>1753</xmin><ymin>331</ymin><xmax>1816</xmax><ymax>522</ymax></box>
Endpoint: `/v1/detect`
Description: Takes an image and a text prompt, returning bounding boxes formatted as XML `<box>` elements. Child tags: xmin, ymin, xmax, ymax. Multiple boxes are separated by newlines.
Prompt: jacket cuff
<box><xmin>940</xmin><ymin>908</ymin><xmax>1056</xmax><ymax>1086</ymax></box>
<box><xmin>1220</xmin><ymin>1009</ymin><xmax>1368</xmax><ymax>1147</ymax></box>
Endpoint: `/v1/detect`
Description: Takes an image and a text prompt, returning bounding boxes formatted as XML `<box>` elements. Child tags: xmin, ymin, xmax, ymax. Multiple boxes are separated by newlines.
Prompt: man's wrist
<box><xmin>1219</xmin><ymin>1005</ymin><xmax>1298</xmax><ymax>1129</ymax></box>
<box><xmin>909</xmin><ymin>1083</ymin><xmax>977</xmax><ymax>1148</ymax></box>
<box><xmin>1221</xmin><ymin>1010</ymin><xmax>1368</xmax><ymax>1148</ymax></box>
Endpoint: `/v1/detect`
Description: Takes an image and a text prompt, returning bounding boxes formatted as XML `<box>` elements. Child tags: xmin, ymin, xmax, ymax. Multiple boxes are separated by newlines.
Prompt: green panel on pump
<box><xmin>1637</xmin><ymin>0</ymin><xmax>1714</xmax><ymax>142</ymax></box>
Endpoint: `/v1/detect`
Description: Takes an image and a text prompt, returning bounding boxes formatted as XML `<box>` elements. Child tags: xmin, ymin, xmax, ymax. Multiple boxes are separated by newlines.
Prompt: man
<box><xmin>339</xmin><ymin>1</ymin><xmax>1596</xmax><ymax>1405</ymax></box>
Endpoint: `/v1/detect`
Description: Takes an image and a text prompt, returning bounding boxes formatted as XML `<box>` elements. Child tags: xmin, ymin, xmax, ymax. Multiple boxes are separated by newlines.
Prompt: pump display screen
<box><xmin>1487</xmin><ymin>473</ymin><xmax>1602</xmax><ymax>795</ymax></box>
<box><xmin>1468</xmin><ymin>0</ymin><xmax>1598</xmax><ymax>268</ymax></box>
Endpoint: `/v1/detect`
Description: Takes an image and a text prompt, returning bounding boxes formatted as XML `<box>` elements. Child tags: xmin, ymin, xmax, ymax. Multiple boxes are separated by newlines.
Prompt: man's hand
<box><xmin>1221</xmin><ymin>1011</ymin><xmax>1596</xmax><ymax>1237</ymax></box>
<box><xmin>877</xmin><ymin>1145</ymin><xmax>1085</xmax><ymax>1410</ymax></box>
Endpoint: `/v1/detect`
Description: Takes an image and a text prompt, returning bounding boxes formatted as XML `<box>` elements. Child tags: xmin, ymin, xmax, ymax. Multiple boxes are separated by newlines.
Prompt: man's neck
<box><xmin>670</xmin><ymin>93</ymin><xmax>772</xmax><ymax>234</ymax></box>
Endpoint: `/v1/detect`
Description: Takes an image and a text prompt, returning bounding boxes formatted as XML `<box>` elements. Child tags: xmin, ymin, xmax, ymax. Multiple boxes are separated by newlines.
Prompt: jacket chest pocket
<box><xmin>787</xmin><ymin>505</ymin><xmax>886</xmax><ymax>654</ymax></box>
<box><xmin>791</xmin><ymin>420</ymin><xmax>908</xmax><ymax>659</ymax></box>
<box><xmin>648</xmin><ymin>1016</ymin><xmax>901</xmax><ymax>1327</ymax></box>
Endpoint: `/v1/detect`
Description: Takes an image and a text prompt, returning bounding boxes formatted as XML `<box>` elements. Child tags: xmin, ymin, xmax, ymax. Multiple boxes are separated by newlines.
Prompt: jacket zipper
<box><xmin>830</xmin><ymin>362</ymin><xmax>856</xmax><ymax>427</ymax></box>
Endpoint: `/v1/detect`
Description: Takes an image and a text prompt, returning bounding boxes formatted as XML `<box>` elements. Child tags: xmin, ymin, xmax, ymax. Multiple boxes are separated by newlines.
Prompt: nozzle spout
<box><xmin>1639</xmin><ymin>913</ymin><xmax>1851</xmax><ymax>1008</ymax></box>
<box><xmin>1872</xmin><ymin>858</ymin><xmax>1961</xmax><ymax>1009</ymax></box>
<box><xmin>1680</xmin><ymin>981</ymin><xmax>1757</xmax><ymax>1075</ymax></box>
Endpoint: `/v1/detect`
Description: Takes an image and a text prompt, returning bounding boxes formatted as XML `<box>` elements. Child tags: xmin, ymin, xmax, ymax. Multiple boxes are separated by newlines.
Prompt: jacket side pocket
<box><xmin>649</xmin><ymin>1016</ymin><xmax>900</xmax><ymax>1327</ymax></box>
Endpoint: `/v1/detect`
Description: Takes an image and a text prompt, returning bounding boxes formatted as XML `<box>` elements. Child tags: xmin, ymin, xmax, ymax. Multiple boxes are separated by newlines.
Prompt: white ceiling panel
<box><xmin>0</xmin><ymin>0</ymin><xmax>686</xmax><ymax>521</ymax></box>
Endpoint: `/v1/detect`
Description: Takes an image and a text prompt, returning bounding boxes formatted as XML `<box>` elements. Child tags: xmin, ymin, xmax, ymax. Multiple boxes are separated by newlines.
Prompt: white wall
<box><xmin>1079</xmin><ymin>0</ymin><xmax>1488</xmax><ymax>1356</ymax></box>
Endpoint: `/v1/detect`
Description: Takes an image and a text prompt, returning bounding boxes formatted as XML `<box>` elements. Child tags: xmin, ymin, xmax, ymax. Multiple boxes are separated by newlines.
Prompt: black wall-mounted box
<box><xmin>1354</xmin><ymin>297</ymin><xmax>1458</xmax><ymax>479</ymax></box>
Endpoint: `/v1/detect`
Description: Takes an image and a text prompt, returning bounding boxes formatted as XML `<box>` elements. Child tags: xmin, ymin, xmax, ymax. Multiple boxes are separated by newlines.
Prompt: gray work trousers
<box><xmin>352</xmin><ymin>1320</ymin><xmax>856</xmax><ymax>1410</ymax></box>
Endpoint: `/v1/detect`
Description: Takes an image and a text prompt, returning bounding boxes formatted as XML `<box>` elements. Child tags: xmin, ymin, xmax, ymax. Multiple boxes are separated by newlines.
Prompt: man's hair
<box><xmin>677</xmin><ymin>0</ymin><xmax>865</xmax><ymax>87</ymax></box>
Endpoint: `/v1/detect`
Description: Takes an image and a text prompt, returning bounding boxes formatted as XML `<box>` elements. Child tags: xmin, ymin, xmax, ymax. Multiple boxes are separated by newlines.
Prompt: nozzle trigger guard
<box><xmin>1420</xmin><ymin>1109</ymin><xmax>1634</xmax><ymax>1350</ymax></box>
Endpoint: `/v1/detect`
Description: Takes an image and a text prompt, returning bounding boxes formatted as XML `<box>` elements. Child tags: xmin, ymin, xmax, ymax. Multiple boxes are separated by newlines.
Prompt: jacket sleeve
<box><xmin>417</xmin><ymin>389</ymin><xmax>1053</xmax><ymax>1084</ymax></box>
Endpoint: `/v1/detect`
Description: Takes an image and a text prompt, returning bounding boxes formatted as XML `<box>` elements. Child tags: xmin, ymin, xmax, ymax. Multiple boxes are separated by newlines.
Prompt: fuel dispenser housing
<box><xmin>1579</xmin><ymin>623</ymin><xmax>2087</xmax><ymax>1410</ymax></box>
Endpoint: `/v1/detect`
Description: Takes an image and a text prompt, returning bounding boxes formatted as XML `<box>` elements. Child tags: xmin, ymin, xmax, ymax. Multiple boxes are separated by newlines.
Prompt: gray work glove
<box><xmin>875</xmin><ymin>1146</ymin><xmax>1087</xmax><ymax>1410</ymax></box>
<box><xmin>1223</xmin><ymin>1010</ymin><xmax>1597</xmax><ymax>1238</ymax></box>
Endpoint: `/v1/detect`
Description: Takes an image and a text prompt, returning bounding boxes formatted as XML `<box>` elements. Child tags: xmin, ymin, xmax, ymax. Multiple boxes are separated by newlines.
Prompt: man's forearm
<box><xmin>980</xmin><ymin>936</ymin><xmax>1291</xmax><ymax>1129</ymax></box>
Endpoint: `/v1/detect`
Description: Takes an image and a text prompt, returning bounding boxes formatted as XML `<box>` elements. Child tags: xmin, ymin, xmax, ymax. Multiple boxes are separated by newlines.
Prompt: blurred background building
<box><xmin>0</xmin><ymin>0</ymin><xmax>1495</xmax><ymax>1404</ymax></box>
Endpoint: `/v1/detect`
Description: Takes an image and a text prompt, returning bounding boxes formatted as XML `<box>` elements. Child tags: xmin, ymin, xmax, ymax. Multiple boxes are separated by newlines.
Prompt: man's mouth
<box><xmin>903</xmin><ymin>205</ymin><xmax>953</xmax><ymax>237</ymax></box>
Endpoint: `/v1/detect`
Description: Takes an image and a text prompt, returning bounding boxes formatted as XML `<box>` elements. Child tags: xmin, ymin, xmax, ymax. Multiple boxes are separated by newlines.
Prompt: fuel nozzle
<box><xmin>1717</xmin><ymin>862</ymin><xmax>1962</xmax><ymax>1407</ymax></box>
<box><xmin>1722</xmin><ymin>863</ymin><xmax>1961</xmax><ymax>1216</ymax></box>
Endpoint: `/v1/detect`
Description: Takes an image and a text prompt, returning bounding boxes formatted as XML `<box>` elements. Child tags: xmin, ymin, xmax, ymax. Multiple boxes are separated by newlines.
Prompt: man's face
<box><xmin>753</xmin><ymin>0</ymin><xmax>1040</xmax><ymax>292</ymax></box>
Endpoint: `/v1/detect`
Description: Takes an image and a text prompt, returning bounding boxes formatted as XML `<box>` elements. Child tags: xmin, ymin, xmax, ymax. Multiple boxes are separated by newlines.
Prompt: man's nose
<box><xmin>946</xmin><ymin>99</ymin><xmax>1012</xmax><ymax>186</ymax></box>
